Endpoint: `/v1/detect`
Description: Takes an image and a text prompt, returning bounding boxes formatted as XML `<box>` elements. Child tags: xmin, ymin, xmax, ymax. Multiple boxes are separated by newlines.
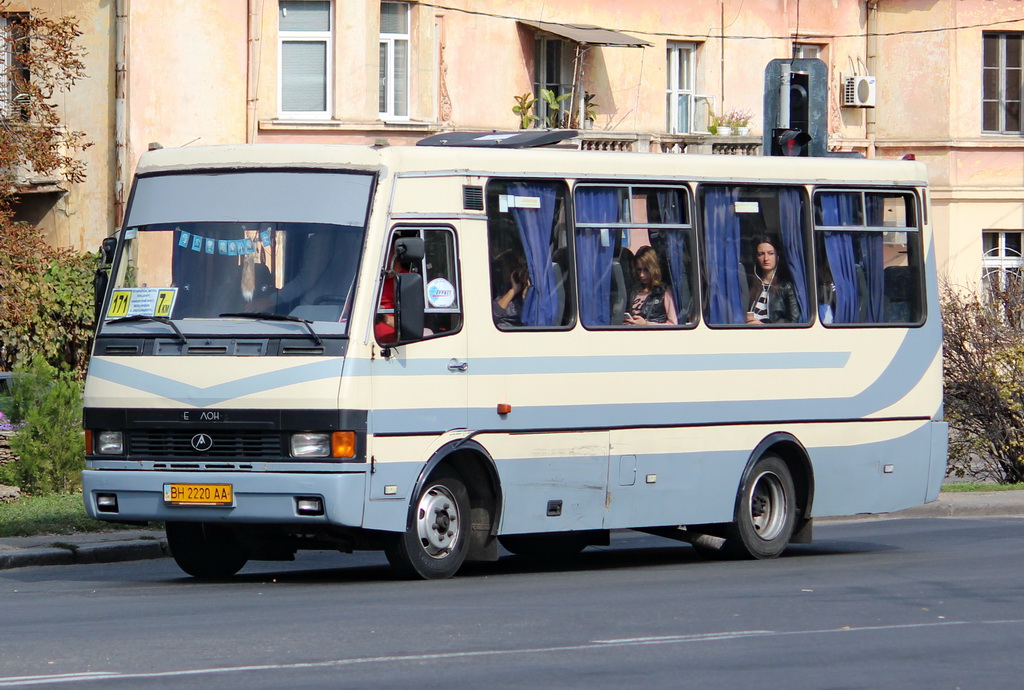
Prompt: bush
<box><xmin>0</xmin><ymin>357</ymin><xmax>84</xmax><ymax>494</ymax></box>
<box><xmin>942</xmin><ymin>277</ymin><xmax>1024</xmax><ymax>483</ymax></box>
<box><xmin>0</xmin><ymin>216</ymin><xmax>97</xmax><ymax>375</ymax></box>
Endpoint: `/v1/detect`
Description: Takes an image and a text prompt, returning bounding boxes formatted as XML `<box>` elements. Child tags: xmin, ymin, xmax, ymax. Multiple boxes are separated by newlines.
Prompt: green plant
<box><xmin>0</xmin><ymin>493</ymin><xmax>145</xmax><ymax>536</ymax></box>
<box><xmin>0</xmin><ymin>219</ymin><xmax>98</xmax><ymax>374</ymax></box>
<box><xmin>584</xmin><ymin>92</ymin><xmax>598</xmax><ymax>122</ymax></box>
<box><xmin>721</xmin><ymin>109</ymin><xmax>753</xmax><ymax>128</ymax></box>
<box><xmin>942</xmin><ymin>276</ymin><xmax>1024</xmax><ymax>484</ymax></box>
<box><xmin>539</xmin><ymin>88</ymin><xmax>572</xmax><ymax>128</ymax></box>
<box><xmin>512</xmin><ymin>93</ymin><xmax>539</xmax><ymax>129</ymax></box>
<box><xmin>0</xmin><ymin>356</ymin><xmax>84</xmax><ymax>494</ymax></box>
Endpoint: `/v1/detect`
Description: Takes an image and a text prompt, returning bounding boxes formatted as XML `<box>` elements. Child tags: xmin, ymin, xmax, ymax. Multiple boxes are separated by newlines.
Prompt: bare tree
<box><xmin>942</xmin><ymin>275</ymin><xmax>1024</xmax><ymax>483</ymax></box>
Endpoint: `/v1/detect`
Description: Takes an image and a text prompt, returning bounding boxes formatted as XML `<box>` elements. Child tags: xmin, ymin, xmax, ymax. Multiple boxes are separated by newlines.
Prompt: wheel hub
<box><xmin>415</xmin><ymin>486</ymin><xmax>460</xmax><ymax>559</ymax></box>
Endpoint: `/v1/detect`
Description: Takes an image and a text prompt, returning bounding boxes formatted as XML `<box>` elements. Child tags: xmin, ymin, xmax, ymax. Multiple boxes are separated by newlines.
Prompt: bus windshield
<box><xmin>103</xmin><ymin>170</ymin><xmax>373</xmax><ymax>330</ymax></box>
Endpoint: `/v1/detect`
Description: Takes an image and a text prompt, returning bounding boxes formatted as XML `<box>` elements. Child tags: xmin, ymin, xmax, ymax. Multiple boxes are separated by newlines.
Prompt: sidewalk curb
<box><xmin>0</xmin><ymin>537</ymin><xmax>168</xmax><ymax>571</ymax></box>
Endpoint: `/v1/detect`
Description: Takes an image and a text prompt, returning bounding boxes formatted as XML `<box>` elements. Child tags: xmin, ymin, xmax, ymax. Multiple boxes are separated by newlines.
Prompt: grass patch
<box><xmin>0</xmin><ymin>493</ymin><xmax>146</xmax><ymax>537</ymax></box>
<box><xmin>942</xmin><ymin>482</ymin><xmax>1024</xmax><ymax>493</ymax></box>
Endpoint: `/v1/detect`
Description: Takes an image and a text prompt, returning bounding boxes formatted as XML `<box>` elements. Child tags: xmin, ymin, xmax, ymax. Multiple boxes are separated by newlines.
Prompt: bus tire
<box><xmin>498</xmin><ymin>533</ymin><xmax>590</xmax><ymax>558</ymax></box>
<box><xmin>166</xmin><ymin>522</ymin><xmax>249</xmax><ymax>578</ymax></box>
<box><xmin>724</xmin><ymin>454</ymin><xmax>796</xmax><ymax>559</ymax></box>
<box><xmin>384</xmin><ymin>471</ymin><xmax>471</xmax><ymax>580</ymax></box>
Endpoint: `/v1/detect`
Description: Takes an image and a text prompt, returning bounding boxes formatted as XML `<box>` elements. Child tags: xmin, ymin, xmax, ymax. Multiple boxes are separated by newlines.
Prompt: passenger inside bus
<box><xmin>624</xmin><ymin>246</ymin><xmax>678</xmax><ymax>325</ymax></box>
<box><xmin>745</xmin><ymin>234</ymin><xmax>800</xmax><ymax>324</ymax></box>
<box><xmin>375</xmin><ymin>240</ymin><xmax>409</xmax><ymax>343</ymax></box>
<box><xmin>491</xmin><ymin>249</ymin><xmax>530</xmax><ymax>329</ymax></box>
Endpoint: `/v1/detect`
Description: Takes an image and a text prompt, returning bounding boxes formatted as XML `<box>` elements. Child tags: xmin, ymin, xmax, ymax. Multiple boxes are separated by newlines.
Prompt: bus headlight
<box><xmin>290</xmin><ymin>433</ymin><xmax>330</xmax><ymax>458</ymax></box>
<box><xmin>289</xmin><ymin>432</ymin><xmax>357</xmax><ymax>458</ymax></box>
<box><xmin>96</xmin><ymin>431</ymin><xmax>124</xmax><ymax>455</ymax></box>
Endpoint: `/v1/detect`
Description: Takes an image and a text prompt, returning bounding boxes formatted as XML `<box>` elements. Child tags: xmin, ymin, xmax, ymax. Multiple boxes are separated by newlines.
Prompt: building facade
<box><xmin>4</xmin><ymin>0</ymin><xmax>1023</xmax><ymax>290</ymax></box>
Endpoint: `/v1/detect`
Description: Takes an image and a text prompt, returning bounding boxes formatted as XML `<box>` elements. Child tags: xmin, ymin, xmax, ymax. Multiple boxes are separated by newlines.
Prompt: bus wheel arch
<box><xmin>727</xmin><ymin>434</ymin><xmax>814</xmax><ymax>559</ymax></box>
<box><xmin>386</xmin><ymin>439</ymin><xmax>501</xmax><ymax>579</ymax></box>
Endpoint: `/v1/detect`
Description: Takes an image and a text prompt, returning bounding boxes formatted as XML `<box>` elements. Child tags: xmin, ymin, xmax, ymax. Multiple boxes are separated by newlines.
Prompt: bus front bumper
<box><xmin>82</xmin><ymin>469</ymin><xmax>367</xmax><ymax>527</ymax></box>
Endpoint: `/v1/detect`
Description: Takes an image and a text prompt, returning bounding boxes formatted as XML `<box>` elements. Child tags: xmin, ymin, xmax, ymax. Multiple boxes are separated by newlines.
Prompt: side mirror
<box><xmin>100</xmin><ymin>237</ymin><xmax>118</xmax><ymax>266</ymax></box>
<box><xmin>394</xmin><ymin>237</ymin><xmax>425</xmax><ymax>266</ymax></box>
<box><xmin>93</xmin><ymin>269</ymin><xmax>109</xmax><ymax>323</ymax></box>
<box><xmin>395</xmin><ymin>271</ymin><xmax>425</xmax><ymax>344</ymax></box>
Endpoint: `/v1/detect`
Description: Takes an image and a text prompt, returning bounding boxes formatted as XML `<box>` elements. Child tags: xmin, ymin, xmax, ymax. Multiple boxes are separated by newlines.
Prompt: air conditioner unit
<box><xmin>842</xmin><ymin>75</ymin><xmax>876</xmax><ymax>107</ymax></box>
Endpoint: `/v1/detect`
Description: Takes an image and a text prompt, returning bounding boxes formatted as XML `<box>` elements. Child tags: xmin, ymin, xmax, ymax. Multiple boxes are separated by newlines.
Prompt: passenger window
<box><xmin>374</xmin><ymin>227</ymin><xmax>461</xmax><ymax>344</ymax></box>
<box><xmin>486</xmin><ymin>180</ymin><xmax>573</xmax><ymax>329</ymax></box>
<box><xmin>813</xmin><ymin>191</ymin><xmax>924</xmax><ymax>325</ymax></box>
<box><xmin>700</xmin><ymin>185</ymin><xmax>811</xmax><ymax>326</ymax></box>
<box><xmin>573</xmin><ymin>185</ymin><xmax>694</xmax><ymax>328</ymax></box>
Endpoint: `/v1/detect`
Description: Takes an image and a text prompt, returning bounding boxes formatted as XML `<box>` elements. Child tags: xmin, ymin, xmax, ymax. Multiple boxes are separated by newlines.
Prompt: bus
<box><xmin>82</xmin><ymin>135</ymin><xmax>947</xmax><ymax>579</ymax></box>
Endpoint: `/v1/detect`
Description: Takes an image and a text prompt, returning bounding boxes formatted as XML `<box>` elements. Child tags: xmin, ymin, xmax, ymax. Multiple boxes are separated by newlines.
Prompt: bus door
<box><xmin>368</xmin><ymin>226</ymin><xmax>468</xmax><ymax>493</ymax></box>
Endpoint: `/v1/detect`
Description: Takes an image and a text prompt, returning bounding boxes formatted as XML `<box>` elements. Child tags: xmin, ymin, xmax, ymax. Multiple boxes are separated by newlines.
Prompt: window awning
<box><xmin>518</xmin><ymin>19</ymin><xmax>651</xmax><ymax>47</ymax></box>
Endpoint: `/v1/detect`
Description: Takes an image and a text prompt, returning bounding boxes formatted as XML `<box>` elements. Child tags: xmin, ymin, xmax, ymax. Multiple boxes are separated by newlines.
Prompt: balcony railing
<box><xmin>576</xmin><ymin>130</ymin><xmax>762</xmax><ymax>155</ymax></box>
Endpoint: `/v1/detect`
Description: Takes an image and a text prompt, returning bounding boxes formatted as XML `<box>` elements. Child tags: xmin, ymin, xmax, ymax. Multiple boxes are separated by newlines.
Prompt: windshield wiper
<box><xmin>106</xmin><ymin>315</ymin><xmax>189</xmax><ymax>344</ymax></box>
<box><xmin>219</xmin><ymin>312</ymin><xmax>323</xmax><ymax>346</ymax></box>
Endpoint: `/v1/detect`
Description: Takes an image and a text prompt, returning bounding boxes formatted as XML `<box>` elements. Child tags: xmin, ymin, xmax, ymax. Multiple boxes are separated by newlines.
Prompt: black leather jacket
<box><xmin>748</xmin><ymin>276</ymin><xmax>801</xmax><ymax>323</ymax></box>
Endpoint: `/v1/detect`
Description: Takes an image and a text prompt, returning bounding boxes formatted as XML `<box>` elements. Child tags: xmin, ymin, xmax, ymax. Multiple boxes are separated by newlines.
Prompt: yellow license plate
<box><xmin>163</xmin><ymin>483</ymin><xmax>233</xmax><ymax>506</ymax></box>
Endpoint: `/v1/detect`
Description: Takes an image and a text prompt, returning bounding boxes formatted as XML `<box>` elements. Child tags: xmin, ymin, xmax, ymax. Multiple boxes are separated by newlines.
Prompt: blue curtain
<box><xmin>703</xmin><ymin>187</ymin><xmax>745</xmax><ymax>324</ymax></box>
<box><xmin>860</xmin><ymin>195</ymin><xmax>885</xmax><ymax>322</ymax></box>
<box><xmin>820</xmin><ymin>193</ymin><xmax>859</xmax><ymax>323</ymax></box>
<box><xmin>777</xmin><ymin>188</ymin><xmax>807</xmax><ymax>322</ymax></box>
<box><xmin>575</xmin><ymin>188</ymin><xmax>619</xmax><ymax>326</ymax></box>
<box><xmin>656</xmin><ymin>189</ymin><xmax>690</xmax><ymax>322</ymax></box>
<box><xmin>509</xmin><ymin>182</ymin><xmax>560</xmax><ymax>326</ymax></box>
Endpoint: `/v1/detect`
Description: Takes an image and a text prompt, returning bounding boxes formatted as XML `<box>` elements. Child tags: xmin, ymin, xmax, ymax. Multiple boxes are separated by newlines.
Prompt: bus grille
<box><xmin>128</xmin><ymin>430</ymin><xmax>285</xmax><ymax>459</ymax></box>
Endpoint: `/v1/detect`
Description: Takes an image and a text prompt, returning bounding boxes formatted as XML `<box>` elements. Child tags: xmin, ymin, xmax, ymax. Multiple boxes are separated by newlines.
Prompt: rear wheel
<box><xmin>384</xmin><ymin>471</ymin><xmax>470</xmax><ymax>580</ymax></box>
<box><xmin>166</xmin><ymin>522</ymin><xmax>249</xmax><ymax>578</ymax></box>
<box><xmin>723</xmin><ymin>454</ymin><xmax>796</xmax><ymax>559</ymax></box>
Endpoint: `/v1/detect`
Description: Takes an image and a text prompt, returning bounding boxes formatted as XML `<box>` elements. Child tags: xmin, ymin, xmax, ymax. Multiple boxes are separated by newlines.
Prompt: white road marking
<box><xmin>0</xmin><ymin>619</ymin><xmax>1020</xmax><ymax>686</ymax></box>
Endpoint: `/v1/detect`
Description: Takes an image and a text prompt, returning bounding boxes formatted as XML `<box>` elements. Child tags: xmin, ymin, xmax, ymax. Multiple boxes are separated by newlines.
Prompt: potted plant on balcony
<box><xmin>512</xmin><ymin>93</ymin><xmax>539</xmax><ymax>129</ymax></box>
<box><xmin>721</xmin><ymin>108</ymin><xmax>754</xmax><ymax>136</ymax></box>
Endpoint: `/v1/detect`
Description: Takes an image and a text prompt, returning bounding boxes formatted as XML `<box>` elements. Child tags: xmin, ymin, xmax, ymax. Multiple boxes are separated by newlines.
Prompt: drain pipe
<box><xmin>113</xmin><ymin>0</ymin><xmax>128</xmax><ymax>227</ymax></box>
<box><xmin>246</xmin><ymin>0</ymin><xmax>260</xmax><ymax>143</ymax></box>
<box><xmin>866</xmin><ymin>0</ymin><xmax>879</xmax><ymax>158</ymax></box>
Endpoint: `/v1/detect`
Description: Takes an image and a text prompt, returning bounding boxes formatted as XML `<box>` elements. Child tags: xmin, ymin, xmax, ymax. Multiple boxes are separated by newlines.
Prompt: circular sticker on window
<box><xmin>426</xmin><ymin>278</ymin><xmax>456</xmax><ymax>308</ymax></box>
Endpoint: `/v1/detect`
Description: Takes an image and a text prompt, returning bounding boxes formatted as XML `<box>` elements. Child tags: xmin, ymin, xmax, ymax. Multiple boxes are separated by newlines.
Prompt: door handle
<box><xmin>447</xmin><ymin>359</ymin><xmax>468</xmax><ymax>372</ymax></box>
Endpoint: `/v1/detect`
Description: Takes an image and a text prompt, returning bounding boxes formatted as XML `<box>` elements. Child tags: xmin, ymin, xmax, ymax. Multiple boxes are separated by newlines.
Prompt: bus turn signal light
<box><xmin>497</xmin><ymin>403</ymin><xmax>512</xmax><ymax>415</ymax></box>
<box><xmin>332</xmin><ymin>431</ymin><xmax>356</xmax><ymax>458</ymax></box>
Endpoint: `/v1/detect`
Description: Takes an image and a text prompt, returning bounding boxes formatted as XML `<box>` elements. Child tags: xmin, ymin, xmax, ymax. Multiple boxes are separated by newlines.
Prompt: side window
<box><xmin>574</xmin><ymin>184</ymin><xmax>695</xmax><ymax>328</ymax></box>
<box><xmin>374</xmin><ymin>227</ymin><xmax>461</xmax><ymax>344</ymax></box>
<box><xmin>700</xmin><ymin>185</ymin><xmax>811</xmax><ymax>326</ymax></box>
<box><xmin>486</xmin><ymin>180</ymin><xmax>573</xmax><ymax>330</ymax></box>
<box><xmin>813</xmin><ymin>191</ymin><xmax>924</xmax><ymax>326</ymax></box>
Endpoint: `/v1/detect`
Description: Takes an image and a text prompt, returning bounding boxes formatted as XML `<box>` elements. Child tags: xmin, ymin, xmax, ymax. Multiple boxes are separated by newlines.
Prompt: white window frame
<box><xmin>982</xmin><ymin>230</ymin><xmax>1024</xmax><ymax>291</ymax></box>
<box><xmin>792</xmin><ymin>43</ymin><xmax>822</xmax><ymax>59</ymax></box>
<box><xmin>533</xmin><ymin>35</ymin><xmax>576</xmax><ymax>128</ymax></box>
<box><xmin>277</xmin><ymin>1</ymin><xmax>333</xmax><ymax>120</ymax></box>
<box><xmin>379</xmin><ymin>1</ymin><xmax>410</xmax><ymax>121</ymax></box>
<box><xmin>983</xmin><ymin>32</ymin><xmax>1023</xmax><ymax>134</ymax></box>
<box><xmin>667</xmin><ymin>42</ymin><xmax>697</xmax><ymax>134</ymax></box>
<box><xmin>1</xmin><ymin>14</ymin><xmax>26</xmax><ymax>120</ymax></box>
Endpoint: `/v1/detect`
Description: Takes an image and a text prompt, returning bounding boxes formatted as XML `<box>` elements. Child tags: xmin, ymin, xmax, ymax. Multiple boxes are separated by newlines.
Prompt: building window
<box><xmin>792</xmin><ymin>43</ymin><xmax>822</xmax><ymax>59</ymax></box>
<box><xmin>667</xmin><ymin>43</ymin><xmax>696</xmax><ymax>134</ymax></box>
<box><xmin>533</xmin><ymin>36</ymin><xmax>575</xmax><ymax>128</ymax></box>
<box><xmin>982</xmin><ymin>230</ymin><xmax>1024</xmax><ymax>290</ymax></box>
<box><xmin>379</xmin><ymin>1</ymin><xmax>410</xmax><ymax>119</ymax></box>
<box><xmin>983</xmin><ymin>33</ymin><xmax>1023</xmax><ymax>133</ymax></box>
<box><xmin>1</xmin><ymin>13</ymin><xmax>28</xmax><ymax>120</ymax></box>
<box><xmin>278</xmin><ymin>1</ymin><xmax>332</xmax><ymax>118</ymax></box>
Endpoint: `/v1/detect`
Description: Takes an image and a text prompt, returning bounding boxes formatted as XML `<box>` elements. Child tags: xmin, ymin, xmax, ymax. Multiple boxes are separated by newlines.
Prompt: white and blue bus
<box><xmin>82</xmin><ymin>136</ymin><xmax>947</xmax><ymax>579</ymax></box>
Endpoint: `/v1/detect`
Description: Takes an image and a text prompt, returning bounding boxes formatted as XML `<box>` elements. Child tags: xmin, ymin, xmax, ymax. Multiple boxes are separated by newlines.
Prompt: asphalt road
<box><xmin>1</xmin><ymin>517</ymin><xmax>1022</xmax><ymax>689</ymax></box>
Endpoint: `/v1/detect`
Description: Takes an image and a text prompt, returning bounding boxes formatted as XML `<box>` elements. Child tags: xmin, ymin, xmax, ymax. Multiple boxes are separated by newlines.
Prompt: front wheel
<box><xmin>384</xmin><ymin>471</ymin><xmax>471</xmax><ymax>580</ymax></box>
<box><xmin>723</xmin><ymin>454</ymin><xmax>796</xmax><ymax>559</ymax></box>
<box><xmin>166</xmin><ymin>522</ymin><xmax>249</xmax><ymax>578</ymax></box>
